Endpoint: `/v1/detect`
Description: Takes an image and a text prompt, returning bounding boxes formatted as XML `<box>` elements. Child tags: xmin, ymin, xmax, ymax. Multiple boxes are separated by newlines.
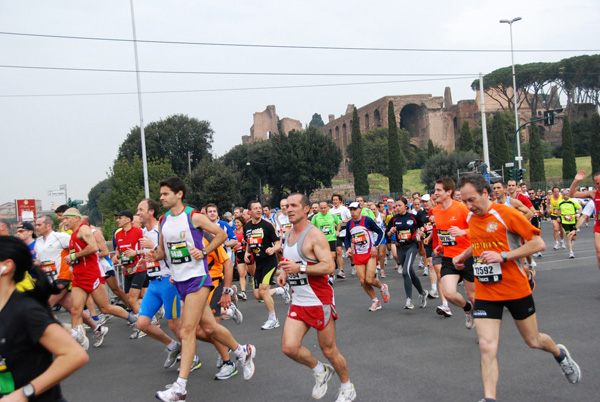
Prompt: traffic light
<box><xmin>518</xmin><ymin>169</ymin><xmax>524</xmax><ymax>181</ymax></box>
<box><xmin>543</xmin><ymin>110</ymin><xmax>555</xmax><ymax>126</ymax></box>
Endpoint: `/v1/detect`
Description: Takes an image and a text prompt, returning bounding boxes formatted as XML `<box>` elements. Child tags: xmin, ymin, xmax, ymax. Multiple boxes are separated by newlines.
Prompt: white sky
<box><xmin>1</xmin><ymin>0</ymin><xmax>598</xmax><ymax>210</ymax></box>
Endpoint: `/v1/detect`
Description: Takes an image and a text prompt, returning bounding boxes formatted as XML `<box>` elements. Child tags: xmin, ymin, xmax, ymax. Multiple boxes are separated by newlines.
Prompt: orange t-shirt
<box><xmin>467</xmin><ymin>203</ymin><xmax>540</xmax><ymax>301</ymax></box>
<box><xmin>431</xmin><ymin>200</ymin><xmax>471</xmax><ymax>258</ymax></box>
<box><xmin>204</xmin><ymin>238</ymin><xmax>229</xmax><ymax>280</ymax></box>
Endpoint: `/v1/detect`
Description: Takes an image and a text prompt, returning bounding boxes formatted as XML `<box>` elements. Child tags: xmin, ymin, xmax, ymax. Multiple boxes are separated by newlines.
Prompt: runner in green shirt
<box><xmin>311</xmin><ymin>202</ymin><xmax>342</xmax><ymax>264</ymax></box>
<box><xmin>558</xmin><ymin>190</ymin><xmax>582</xmax><ymax>259</ymax></box>
<box><xmin>356</xmin><ymin>196</ymin><xmax>376</xmax><ymax>220</ymax></box>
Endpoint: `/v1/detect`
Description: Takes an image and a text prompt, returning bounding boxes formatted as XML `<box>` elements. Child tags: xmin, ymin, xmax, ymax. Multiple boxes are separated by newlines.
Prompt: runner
<box><xmin>547</xmin><ymin>187</ymin><xmax>566</xmax><ymax>249</ymax></box>
<box><xmin>279</xmin><ymin>193</ymin><xmax>356</xmax><ymax>402</ymax></box>
<box><xmin>492</xmin><ymin>182</ymin><xmax>534</xmax><ymax>220</ymax></box>
<box><xmin>262</xmin><ymin>204</ymin><xmax>276</xmax><ymax>226</ymax></box>
<box><xmin>421</xmin><ymin>194</ymin><xmax>440</xmax><ymax>299</ymax></box>
<box><xmin>368</xmin><ymin>202</ymin><xmax>388</xmax><ymax>279</ymax></box>
<box><xmin>61</xmin><ymin>208</ymin><xmax>136</xmax><ymax>350</ymax></box>
<box><xmin>135</xmin><ymin>198</ymin><xmax>183</xmax><ymax>369</ymax></box>
<box><xmin>148</xmin><ymin>177</ymin><xmax>256</xmax><ymax>401</ymax></box>
<box><xmin>355</xmin><ymin>196</ymin><xmax>375</xmax><ymax>220</ymax></box>
<box><xmin>454</xmin><ymin>173</ymin><xmax>580</xmax><ymax>401</ymax></box>
<box><xmin>330</xmin><ymin>194</ymin><xmax>351</xmax><ymax>279</ymax></box>
<box><xmin>386</xmin><ymin>197</ymin><xmax>428</xmax><ymax>309</ymax></box>
<box><xmin>411</xmin><ymin>197</ymin><xmax>429</xmax><ymax>273</ymax></box>
<box><xmin>431</xmin><ymin>177</ymin><xmax>475</xmax><ymax>329</ymax></box>
<box><xmin>558</xmin><ymin>190</ymin><xmax>582</xmax><ymax>258</ymax></box>
<box><xmin>244</xmin><ymin>200</ymin><xmax>291</xmax><ymax>330</ymax></box>
<box><xmin>344</xmin><ymin>202</ymin><xmax>389</xmax><ymax>311</ymax></box>
<box><xmin>568</xmin><ymin>170</ymin><xmax>600</xmax><ymax>270</ymax></box>
<box><xmin>311</xmin><ymin>202</ymin><xmax>342</xmax><ymax>279</ymax></box>
<box><xmin>16</xmin><ymin>222</ymin><xmax>36</xmax><ymax>258</ymax></box>
<box><xmin>233</xmin><ymin>215</ymin><xmax>250</xmax><ymax>300</ymax></box>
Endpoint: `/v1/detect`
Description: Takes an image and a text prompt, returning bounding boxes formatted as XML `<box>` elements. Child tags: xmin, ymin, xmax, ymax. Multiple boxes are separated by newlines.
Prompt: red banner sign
<box><xmin>16</xmin><ymin>199</ymin><xmax>37</xmax><ymax>222</ymax></box>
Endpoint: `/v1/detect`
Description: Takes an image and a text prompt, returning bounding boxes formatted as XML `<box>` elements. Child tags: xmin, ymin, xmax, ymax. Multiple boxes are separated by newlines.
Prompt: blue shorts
<box><xmin>174</xmin><ymin>275</ymin><xmax>213</xmax><ymax>302</ymax></box>
<box><xmin>379</xmin><ymin>236</ymin><xmax>387</xmax><ymax>245</ymax></box>
<box><xmin>139</xmin><ymin>275</ymin><xmax>181</xmax><ymax>320</ymax></box>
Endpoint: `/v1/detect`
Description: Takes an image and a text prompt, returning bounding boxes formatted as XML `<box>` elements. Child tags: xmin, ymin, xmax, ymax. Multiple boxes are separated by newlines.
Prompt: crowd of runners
<box><xmin>3</xmin><ymin>169</ymin><xmax>599</xmax><ymax>402</ymax></box>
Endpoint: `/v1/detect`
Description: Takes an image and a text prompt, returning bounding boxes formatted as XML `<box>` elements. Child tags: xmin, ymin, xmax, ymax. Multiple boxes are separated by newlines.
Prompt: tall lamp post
<box><xmin>500</xmin><ymin>16</ymin><xmax>522</xmax><ymax>173</ymax></box>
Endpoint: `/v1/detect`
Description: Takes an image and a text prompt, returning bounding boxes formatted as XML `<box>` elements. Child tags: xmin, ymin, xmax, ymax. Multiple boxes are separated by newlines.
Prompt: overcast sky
<box><xmin>2</xmin><ymin>0</ymin><xmax>598</xmax><ymax>210</ymax></box>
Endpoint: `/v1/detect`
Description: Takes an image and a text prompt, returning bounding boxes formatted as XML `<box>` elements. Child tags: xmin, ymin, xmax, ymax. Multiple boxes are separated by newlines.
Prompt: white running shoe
<box><xmin>312</xmin><ymin>364</ymin><xmax>335</xmax><ymax>399</ymax></box>
<box><xmin>418</xmin><ymin>258</ymin><xmax>424</xmax><ymax>268</ymax></box>
<box><xmin>380</xmin><ymin>269</ymin><xmax>386</xmax><ymax>278</ymax></box>
<box><xmin>238</xmin><ymin>344</ymin><xmax>256</xmax><ymax>380</ymax></box>
<box><xmin>215</xmin><ymin>361</ymin><xmax>238</xmax><ymax>380</ymax></box>
<box><xmin>368</xmin><ymin>300</ymin><xmax>382</xmax><ymax>311</ymax></box>
<box><xmin>155</xmin><ymin>307</ymin><xmax>165</xmax><ymax>320</ymax></box>
<box><xmin>436</xmin><ymin>305</ymin><xmax>452</xmax><ymax>317</ymax></box>
<box><xmin>76</xmin><ymin>325</ymin><xmax>89</xmax><ymax>351</ymax></box>
<box><xmin>428</xmin><ymin>289</ymin><xmax>439</xmax><ymax>299</ymax></box>
<box><xmin>380</xmin><ymin>284</ymin><xmax>390</xmax><ymax>303</ymax></box>
<box><xmin>404</xmin><ymin>298</ymin><xmax>414</xmax><ymax>310</ymax></box>
<box><xmin>423</xmin><ymin>266</ymin><xmax>429</xmax><ymax>276</ymax></box>
<box><xmin>335</xmin><ymin>384</ymin><xmax>357</xmax><ymax>402</ymax></box>
<box><xmin>230</xmin><ymin>304</ymin><xmax>244</xmax><ymax>324</ymax></box>
<box><xmin>553</xmin><ymin>242</ymin><xmax>560</xmax><ymax>250</ymax></box>
<box><xmin>351</xmin><ymin>266</ymin><xmax>357</xmax><ymax>276</ymax></box>
<box><xmin>261</xmin><ymin>317</ymin><xmax>280</xmax><ymax>330</ymax></box>
<box><xmin>419</xmin><ymin>291</ymin><xmax>428</xmax><ymax>308</ymax></box>
<box><xmin>93</xmin><ymin>325</ymin><xmax>108</xmax><ymax>348</ymax></box>
<box><xmin>569</xmin><ymin>251</ymin><xmax>575</xmax><ymax>259</ymax></box>
<box><xmin>282</xmin><ymin>283</ymin><xmax>292</xmax><ymax>304</ymax></box>
<box><xmin>156</xmin><ymin>381</ymin><xmax>186</xmax><ymax>402</ymax></box>
<box><xmin>465</xmin><ymin>309</ymin><xmax>475</xmax><ymax>329</ymax></box>
<box><xmin>164</xmin><ymin>342</ymin><xmax>181</xmax><ymax>369</ymax></box>
<box><xmin>561</xmin><ymin>240</ymin><xmax>566</xmax><ymax>249</ymax></box>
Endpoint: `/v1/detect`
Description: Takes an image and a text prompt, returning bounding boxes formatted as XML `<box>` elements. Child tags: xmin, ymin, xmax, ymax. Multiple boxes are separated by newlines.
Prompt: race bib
<box><xmin>120</xmin><ymin>253</ymin><xmax>135</xmax><ymax>266</ymax></box>
<box><xmin>281</xmin><ymin>224</ymin><xmax>292</xmax><ymax>234</ymax></box>
<box><xmin>398</xmin><ymin>230</ymin><xmax>411</xmax><ymax>241</ymax></box>
<box><xmin>248</xmin><ymin>236</ymin><xmax>263</xmax><ymax>246</ymax></box>
<box><xmin>564</xmin><ymin>215</ymin><xmax>574</xmax><ymax>221</ymax></box>
<box><xmin>352</xmin><ymin>232</ymin><xmax>367</xmax><ymax>244</ymax></box>
<box><xmin>438</xmin><ymin>230</ymin><xmax>457</xmax><ymax>247</ymax></box>
<box><xmin>321</xmin><ymin>225</ymin><xmax>333</xmax><ymax>235</ymax></box>
<box><xmin>473</xmin><ymin>257</ymin><xmax>503</xmax><ymax>283</ymax></box>
<box><xmin>41</xmin><ymin>260</ymin><xmax>58</xmax><ymax>282</ymax></box>
<box><xmin>147</xmin><ymin>265</ymin><xmax>161</xmax><ymax>274</ymax></box>
<box><xmin>424</xmin><ymin>222</ymin><xmax>434</xmax><ymax>232</ymax></box>
<box><xmin>287</xmin><ymin>272</ymin><xmax>308</xmax><ymax>287</ymax></box>
<box><xmin>168</xmin><ymin>241</ymin><xmax>192</xmax><ymax>265</ymax></box>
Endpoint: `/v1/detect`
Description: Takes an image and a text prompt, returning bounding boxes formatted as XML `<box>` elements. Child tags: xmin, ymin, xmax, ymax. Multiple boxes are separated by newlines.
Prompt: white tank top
<box><xmin>283</xmin><ymin>225</ymin><xmax>334</xmax><ymax>307</ymax></box>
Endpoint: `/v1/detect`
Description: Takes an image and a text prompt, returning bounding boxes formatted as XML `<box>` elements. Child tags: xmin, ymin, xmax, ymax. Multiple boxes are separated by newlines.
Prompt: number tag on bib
<box><xmin>438</xmin><ymin>230</ymin><xmax>457</xmax><ymax>247</ymax></box>
<box><xmin>564</xmin><ymin>215</ymin><xmax>573</xmax><ymax>221</ymax></box>
<box><xmin>41</xmin><ymin>260</ymin><xmax>58</xmax><ymax>282</ymax></box>
<box><xmin>281</xmin><ymin>224</ymin><xmax>292</xmax><ymax>234</ymax></box>
<box><xmin>168</xmin><ymin>241</ymin><xmax>191</xmax><ymax>264</ymax></box>
<box><xmin>321</xmin><ymin>225</ymin><xmax>332</xmax><ymax>235</ymax></box>
<box><xmin>146</xmin><ymin>260</ymin><xmax>161</xmax><ymax>274</ymax></box>
<box><xmin>248</xmin><ymin>237</ymin><xmax>263</xmax><ymax>246</ymax></box>
<box><xmin>287</xmin><ymin>273</ymin><xmax>308</xmax><ymax>287</ymax></box>
<box><xmin>398</xmin><ymin>230</ymin><xmax>411</xmax><ymax>241</ymax></box>
<box><xmin>424</xmin><ymin>222</ymin><xmax>434</xmax><ymax>232</ymax></box>
<box><xmin>473</xmin><ymin>257</ymin><xmax>502</xmax><ymax>283</ymax></box>
<box><xmin>120</xmin><ymin>253</ymin><xmax>135</xmax><ymax>266</ymax></box>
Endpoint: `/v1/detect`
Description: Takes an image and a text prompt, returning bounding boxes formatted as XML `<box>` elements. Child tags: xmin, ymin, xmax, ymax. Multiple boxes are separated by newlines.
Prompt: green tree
<box><xmin>348</xmin><ymin>108</ymin><xmax>369</xmax><ymax>196</ymax></box>
<box><xmin>489</xmin><ymin>112</ymin><xmax>511</xmax><ymax>170</ymax></box>
<box><xmin>571</xmin><ymin>118</ymin><xmax>593</xmax><ymax>157</ymax></box>
<box><xmin>561</xmin><ymin>116</ymin><xmax>577</xmax><ymax>180</ymax></box>
<box><xmin>591</xmin><ymin>113</ymin><xmax>600</xmax><ymax>175</ymax></box>
<box><xmin>362</xmin><ymin>127</ymin><xmax>389</xmax><ymax>175</ymax></box>
<box><xmin>308</xmin><ymin>113</ymin><xmax>325</xmax><ymax>128</ymax></box>
<box><xmin>79</xmin><ymin>179</ymin><xmax>110</xmax><ymax>226</ymax></box>
<box><xmin>187</xmin><ymin>158</ymin><xmax>242</xmax><ymax>213</ymax></box>
<box><xmin>117</xmin><ymin>114</ymin><xmax>213</xmax><ymax>178</ymax></box>
<box><xmin>459</xmin><ymin>121</ymin><xmax>474</xmax><ymax>152</ymax></box>
<box><xmin>427</xmin><ymin>139</ymin><xmax>435</xmax><ymax>157</ymax></box>
<box><xmin>99</xmin><ymin>156</ymin><xmax>175</xmax><ymax>236</ymax></box>
<box><xmin>420</xmin><ymin>151</ymin><xmax>480</xmax><ymax>192</ymax></box>
<box><xmin>528</xmin><ymin>124</ymin><xmax>546</xmax><ymax>184</ymax></box>
<box><xmin>387</xmin><ymin>101</ymin><xmax>404</xmax><ymax>193</ymax></box>
<box><xmin>399</xmin><ymin>129</ymin><xmax>413</xmax><ymax>171</ymax></box>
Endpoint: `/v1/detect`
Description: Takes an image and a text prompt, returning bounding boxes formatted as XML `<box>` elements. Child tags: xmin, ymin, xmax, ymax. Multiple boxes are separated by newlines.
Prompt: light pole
<box><xmin>500</xmin><ymin>16</ymin><xmax>522</xmax><ymax>173</ymax></box>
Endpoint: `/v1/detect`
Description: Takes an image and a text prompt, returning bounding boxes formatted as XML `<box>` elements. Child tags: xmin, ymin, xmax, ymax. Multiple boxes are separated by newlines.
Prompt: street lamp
<box><xmin>500</xmin><ymin>16</ymin><xmax>522</xmax><ymax>173</ymax></box>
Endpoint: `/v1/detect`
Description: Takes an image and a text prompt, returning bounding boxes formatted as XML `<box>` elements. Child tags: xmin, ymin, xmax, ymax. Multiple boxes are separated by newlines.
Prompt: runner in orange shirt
<box><xmin>431</xmin><ymin>177</ymin><xmax>475</xmax><ymax>329</ymax></box>
<box><xmin>454</xmin><ymin>174</ymin><xmax>580</xmax><ymax>402</ymax></box>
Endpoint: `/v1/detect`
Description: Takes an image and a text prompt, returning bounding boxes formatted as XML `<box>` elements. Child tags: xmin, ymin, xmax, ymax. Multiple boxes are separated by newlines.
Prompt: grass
<box><xmin>525</xmin><ymin>156</ymin><xmax>591</xmax><ymax>180</ymax></box>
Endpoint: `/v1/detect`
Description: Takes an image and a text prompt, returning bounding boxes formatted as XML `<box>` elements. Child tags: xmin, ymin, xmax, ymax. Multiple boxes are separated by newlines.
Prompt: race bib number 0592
<box><xmin>473</xmin><ymin>257</ymin><xmax>502</xmax><ymax>283</ymax></box>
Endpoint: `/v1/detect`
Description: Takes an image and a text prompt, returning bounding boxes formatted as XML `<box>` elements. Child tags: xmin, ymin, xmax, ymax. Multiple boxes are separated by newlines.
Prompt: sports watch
<box><xmin>500</xmin><ymin>251</ymin><xmax>508</xmax><ymax>263</ymax></box>
<box><xmin>23</xmin><ymin>383</ymin><xmax>35</xmax><ymax>399</ymax></box>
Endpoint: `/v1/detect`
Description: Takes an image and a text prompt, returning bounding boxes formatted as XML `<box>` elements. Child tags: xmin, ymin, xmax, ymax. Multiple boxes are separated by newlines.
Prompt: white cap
<box><xmin>348</xmin><ymin>202</ymin><xmax>361</xmax><ymax>209</ymax></box>
<box><xmin>422</xmin><ymin>194</ymin><xmax>431</xmax><ymax>201</ymax></box>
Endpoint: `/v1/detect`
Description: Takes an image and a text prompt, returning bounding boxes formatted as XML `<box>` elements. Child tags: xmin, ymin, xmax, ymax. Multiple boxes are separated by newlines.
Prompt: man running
<box><xmin>135</xmin><ymin>198</ymin><xmax>183</xmax><ymax>369</ymax></box>
<box><xmin>149</xmin><ymin>177</ymin><xmax>256</xmax><ymax>401</ymax></box>
<box><xmin>547</xmin><ymin>187</ymin><xmax>566</xmax><ymax>249</ymax></box>
<box><xmin>311</xmin><ymin>201</ymin><xmax>342</xmax><ymax>278</ymax></box>
<box><xmin>344</xmin><ymin>202</ymin><xmax>389</xmax><ymax>311</ymax></box>
<box><xmin>558</xmin><ymin>190</ymin><xmax>582</xmax><ymax>258</ymax></box>
<box><xmin>62</xmin><ymin>209</ymin><xmax>136</xmax><ymax>350</ymax></box>
<box><xmin>244</xmin><ymin>200</ymin><xmax>291</xmax><ymax>330</ymax></box>
<box><xmin>568</xmin><ymin>170</ymin><xmax>600</xmax><ymax>269</ymax></box>
<box><xmin>279</xmin><ymin>193</ymin><xmax>356</xmax><ymax>402</ymax></box>
<box><xmin>455</xmin><ymin>173</ymin><xmax>580</xmax><ymax>402</ymax></box>
<box><xmin>330</xmin><ymin>194</ymin><xmax>351</xmax><ymax>279</ymax></box>
<box><xmin>431</xmin><ymin>177</ymin><xmax>475</xmax><ymax>329</ymax></box>
<box><xmin>492</xmin><ymin>182</ymin><xmax>534</xmax><ymax>220</ymax></box>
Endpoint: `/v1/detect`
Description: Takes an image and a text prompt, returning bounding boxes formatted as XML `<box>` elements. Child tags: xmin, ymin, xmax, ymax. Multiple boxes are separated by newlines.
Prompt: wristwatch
<box><xmin>202</xmin><ymin>250</ymin><xmax>208</xmax><ymax>257</ymax></box>
<box><xmin>223</xmin><ymin>287</ymin><xmax>234</xmax><ymax>295</ymax></box>
<box><xmin>23</xmin><ymin>383</ymin><xmax>35</xmax><ymax>399</ymax></box>
<box><xmin>299</xmin><ymin>263</ymin><xmax>307</xmax><ymax>274</ymax></box>
<box><xmin>500</xmin><ymin>251</ymin><xmax>508</xmax><ymax>263</ymax></box>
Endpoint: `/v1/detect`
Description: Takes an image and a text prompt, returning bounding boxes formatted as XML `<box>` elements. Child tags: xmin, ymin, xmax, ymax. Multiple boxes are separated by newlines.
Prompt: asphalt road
<box><xmin>60</xmin><ymin>220</ymin><xmax>600</xmax><ymax>402</ymax></box>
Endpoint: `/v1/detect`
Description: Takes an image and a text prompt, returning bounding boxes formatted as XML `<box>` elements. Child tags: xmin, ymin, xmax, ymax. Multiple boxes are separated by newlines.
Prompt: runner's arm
<box><xmin>365</xmin><ymin>217</ymin><xmax>383</xmax><ymax>246</ymax></box>
<box><xmin>280</xmin><ymin>228</ymin><xmax>334</xmax><ymax>276</ymax></box>
<box><xmin>76</xmin><ymin>225</ymin><xmax>99</xmax><ymax>258</ymax></box>
<box><xmin>480</xmin><ymin>235</ymin><xmax>545</xmax><ymax>264</ymax></box>
<box><xmin>511</xmin><ymin>198</ymin><xmax>534</xmax><ymax>220</ymax></box>
<box><xmin>191</xmin><ymin>213</ymin><xmax>228</xmax><ymax>255</ymax></box>
<box><xmin>93</xmin><ymin>230</ymin><xmax>109</xmax><ymax>258</ymax></box>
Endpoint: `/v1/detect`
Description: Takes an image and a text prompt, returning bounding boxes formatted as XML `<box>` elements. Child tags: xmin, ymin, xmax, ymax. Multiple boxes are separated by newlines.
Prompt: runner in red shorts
<box><xmin>279</xmin><ymin>193</ymin><xmax>356</xmax><ymax>402</ymax></box>
<box><xmin>62</xmin><ymin>209</ymin><xmax>137</xmax><ymax>350</ymax></box>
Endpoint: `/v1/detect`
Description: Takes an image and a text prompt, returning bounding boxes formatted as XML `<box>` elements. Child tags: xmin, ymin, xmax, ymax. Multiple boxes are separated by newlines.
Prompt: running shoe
<box><xmin>336</xmin><ymin>271</ymin><xmax>346</xmax><ymax>279</ymax></box>
<box><xmin>312</xmin><ymin>364</ymin><xmax>335</xmax><ymax>399</ymax></box>
<box><xmin>368</xmin><ymin>300</ymin><xmax>382</xmax><ymax>311</ymax></box>
<box><xmin>282</xmin><ymin>283</ymin><xmax>292</xmax><ymax>304</ymax></box>
<box><xmin>394</xmin><ymin>264</ymin><xmax>399</xmax><ymax>271</ymax></box>
<box><xmin>97</xmin><ymin>314</ymin><xmax>111</xmax><ymax>326</ymax></box>
<box><xmin>130</xmin><ymin>328</ymin><xmax>147</xmax><ymax>339</ymax></box>
<box><xmin>418</xmin><ymin>258</ymin><xmax>424</xmax><ymax>269</ymax></box>
<box><xmin>230</xmin><ymin>304</ymin><xmax>244</xmax><ymax>324</ymax></box>
<box><xmin>557</xmin><ymin>344</ymin><xmax>581</xmax><ymax>384</ymax></box>
<box><xmin>190</xmin><ymin>355</ymin><xmax>202</xmax><ymax>372</ymax></box>
<box><xmin>93</xmin><ymin>325</ymin><xmax>108</xmax><ymax>348</ymax></box>
<box><xmin>553</xmin><ymin>242</ymin><xmax>560</xmax><ymax>250</ymax></box>
<box><xmin>76</xmin><ymin>326</ymin><xmax>89</xmax><ymax>351</ymax></box>
<box><xmin>156</xmin><ymin>381</ymin><xmax>186</xmax><ymax>402</ymax></box>
<box><xmin>569</xmin><ymin>251</ymin><xmax>575</xmax><ymax>259</ymax></box>
<box><xmin>561</xmin><ymin>240</ymin><xmax>566</xmax><ymax>249</ymax></box>
<box><xmin>380</xmin><ymin>269</ymin><xmax>386</xmax><ymax>278</ymax></box>
<box><xmin>164</xmin><ymin>342</ymin><xmax>181</xmax><ymax>369</ymax></box>
<box><xmin>151</xmin><ymin>316</ymin><xmax>161</xmax><ymax>327</ymax></box>
<box><xmin>428</xmin><ymin>289</ymin><xmax>439</xmax><ymax>299</ymax></box>
<box><xmin>261</xmin><ymin>317</ymin><xmax>280</xmax><ymax>330</ymax></box>
<box><xmin>351</xmin><ymin>266</ymin><xmax>357</xmax><ymax>276</ymax></box>
<box><xmin>232</xmin><ymin>285</ymin><xmax>239</xmax><ymax>304</ymax></box>
<box><xmin>530</xmin><ymin>259</ymin><xmax>537</xmax><ymax>268</ymax></box>
<box><xmin>423</xmin><ymin>266</ymin><xmax>429</xmax><ymax>276</ymax></box>
<box><xmin>156</xmin><ymin>306</ymin><xmax>165</xmax><ymax>320</ymax></box>
<box><xmin>335</xmin><ymin>384</ymin><xmax>357</xmax><ymax>402</ymax></box>
<box><xmin>535</xmin><ymin>252</ymin><xmax>543</xmax><ymax>258</ymax></box>
<box><xmin>238</xmin><ymin>291</ymin><xmax>248</xmax><ymax>301</ymax></box>
<box><xmin>380</xmin><ymin>284</ymin><xmax>390</xmax><ymax>303</ymax></box>
<box><xmin>436</xmin><ymin>305</ymin><xmax>452</xmax><ymax>317</ymax></box>
<box><xmin>215</xmin><ymin>361</ymin><xmax>238</xmax><ymax>380</ymax></box>
<box><xmin>419</xmin><ymin>291</ymin><xmax>428</xmax><ymax>308</ymax></box>
<box><xmin>404</xmin><ymin>298</ymin><xmax>414</xmax><ymax>310</ymax></box>
<box><xmin>465</xmin><ymin>309</ymin><xmax>475</xmax><ymax>329</ymax></box>
<box><xmin>238</xmin><ymin>344</ymin><xmax>256</xmax><ymax>380</ymax></box>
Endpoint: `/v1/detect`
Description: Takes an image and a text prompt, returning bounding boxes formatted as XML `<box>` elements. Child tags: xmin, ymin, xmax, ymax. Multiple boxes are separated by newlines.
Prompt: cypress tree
<box><xmin>490</xmin><ymin>112</ymin><xmax>510</xmax><ymax>170</ymax></box>
<box><xmin>427</xmin><ymin>139</ymin><xmax>435</xmax><ymax>158</ymax></box>
<box><xmin>349</xmin><ymin>107</ymin><xmax>369</xmax><ymax>196</ymax></box>
<box><xmin>591</xmin><ymin>113</ymin><xmax>600</xmax><ymax>175</ymax></box>
<box><xmin>459</xmin><ymin>121</ymin><xmax>474</xmax><ymax>152</ymax></box>
<box><xmin>561</xmin><ymin>115</ymin><xmax>577</xmax><ymax>180</ymax></box>
<box><xmin>388</xmin><ymin>101</ymin><xmax>404</xmax><ymax>193</ymax></box>
<box><xmin>529</xmin><ymin>123</ymin><xmax>546</xmax><ymax>185</ymax></box>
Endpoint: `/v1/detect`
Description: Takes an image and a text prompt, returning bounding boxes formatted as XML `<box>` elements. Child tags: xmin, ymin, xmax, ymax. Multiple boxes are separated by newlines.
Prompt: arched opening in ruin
<box><xmin>400</xmin><ymin>104</ymin><xmax>424</xmax><ymax>139</ymax></box>
<box><xmin>342</xmin><ymin>123</ymin><xmax>348</xmax><ymax>149</ymax></box>
<box><xmin>364</xmin><ymin>113</ymin><xmax>370</xmax><ymax>130</ymax></box>
<box><xmin>328</xmin><ymin>128</ymin><xmax>332</xmax><ymax>137</ymax></box>
<box><xmin>454</xmin><ymin>117</ymin><xmax>460</xmax><ymax>149</ymax></box>
<box><xmin>335</xmin><ymin>126</ymin><xmax>340</xmax><ymax>143</ymax></box>
<box><xmin>374</xmin><ymin>109</ymin><xmax>382</xmax><ymax>127</ymax></box>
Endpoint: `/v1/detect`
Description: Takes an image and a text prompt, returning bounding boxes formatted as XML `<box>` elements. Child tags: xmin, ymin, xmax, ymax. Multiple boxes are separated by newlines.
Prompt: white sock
<box><xmin>443</xmin><ymin>301</ymin><xmax>448</xmax><ymax>307</ymax></box>
<box><xmin>268</xmin><ymin>311</ymin><xmax>276</xmax><ymax>320</ymax></box>
<box><xmin>432</xmin><ymin>284</ymin><xmax>438</xmax><ymax>292</ymax></box>
<box><xmin>176</xmin><ymin>377</ymin><xmax>187</xmax><ymax>390</ymax></box>
<box><xmin>233</xmin><ymin>344</ymin><xmax>245</xmax><ymax>359</ymax></box>
<box><xmin>372</xmin><ymin>298</ymin><xmax>379</xmax><ymax>303</ymax></box>
<box><xmin>274</xmin><ymin>287</ymin><xmax>284</xmax><ymax>296</ymax></box>
<box><xmin>167</xmin><ymin>340</ymin><xmax>178</xmax><ymax>351</ymax></box>
<box><xmin>341</xmin><ymin>381</ymin><xmax>352</xmax><ymax>389</ymax></box>
<box><xmin>312</xmin><ymin>361</ymin><xmax>325</xmax><ymax>374</ymax></box>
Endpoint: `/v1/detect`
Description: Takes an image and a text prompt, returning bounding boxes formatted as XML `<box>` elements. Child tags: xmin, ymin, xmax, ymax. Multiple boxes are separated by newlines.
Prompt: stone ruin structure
<box><xmin>242</xmin><ymin>105</ymin><xmax>302</xmax><ymax>144</ymax></box>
